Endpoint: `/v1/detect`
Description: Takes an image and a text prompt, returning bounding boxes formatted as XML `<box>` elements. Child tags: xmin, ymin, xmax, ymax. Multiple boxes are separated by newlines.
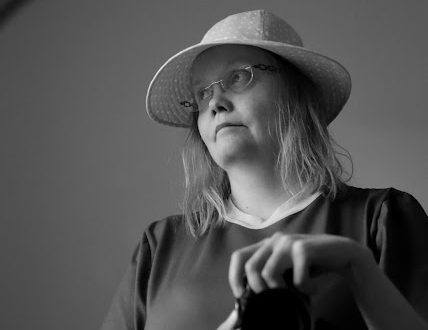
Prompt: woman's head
<box><xmin>182</xmin><ymin>45</ymin><xmax>349</xmax><ymax>237</ymax></box>
<box><xmin>144</xmin><ymin>10</ymin><xmax>353</xmax><ymax>236</ymax></box>
<box><xmin>190</xmin><ymin>45</ymin><xmax>284</xmax><ymax>170</ymax></box>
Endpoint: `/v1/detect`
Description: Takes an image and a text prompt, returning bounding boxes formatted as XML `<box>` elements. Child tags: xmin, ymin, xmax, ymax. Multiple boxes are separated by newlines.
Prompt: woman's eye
<box><xmin>228</xmin><ymin>69</ymin><xmax>251</xmax><ymax>88</ymax></box>
<box><xmin>197</xmin><ymin>88</ymin><xmax>211</xmax><ymax>101</ymax></box>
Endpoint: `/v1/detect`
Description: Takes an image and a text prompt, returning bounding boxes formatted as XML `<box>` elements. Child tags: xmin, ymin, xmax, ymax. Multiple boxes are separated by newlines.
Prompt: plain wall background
<box><xmin>1</xmin><ymin>0</ymin><xmax>427</xmax><ymax>329</ymax></box>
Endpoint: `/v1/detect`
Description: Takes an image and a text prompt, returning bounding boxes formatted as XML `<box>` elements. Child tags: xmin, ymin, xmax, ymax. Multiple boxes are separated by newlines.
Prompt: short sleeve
<box><xmin>100</xmin><ymin>232</ymin><xmax>153</xmax><ymax>330</ymax></box>
<box><xmin>372</xmin><ymin>189</ymin><xmax>428</xmax><ymax>322</ymax></box>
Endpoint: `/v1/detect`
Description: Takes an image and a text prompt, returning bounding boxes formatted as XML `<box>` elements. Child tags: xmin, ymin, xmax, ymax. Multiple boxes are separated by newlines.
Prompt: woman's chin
<box><xmin>212</xmin><ymin>141</ymin><xmax>258</xmax><ymax>168</ymax></box>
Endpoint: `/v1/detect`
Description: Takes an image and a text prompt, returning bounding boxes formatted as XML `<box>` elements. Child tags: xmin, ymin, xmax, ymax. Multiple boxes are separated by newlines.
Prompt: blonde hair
<box><xmin>181</xmin><ymin>53</ymin><xmax>351</xmax><ymax>237</ymax></box>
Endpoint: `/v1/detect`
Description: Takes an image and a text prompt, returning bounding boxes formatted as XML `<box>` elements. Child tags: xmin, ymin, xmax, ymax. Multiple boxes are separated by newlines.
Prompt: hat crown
<box><xmin>201</xmin><ymin>9</ymin><xmax>303</xmax><ymax>47</ymax></box>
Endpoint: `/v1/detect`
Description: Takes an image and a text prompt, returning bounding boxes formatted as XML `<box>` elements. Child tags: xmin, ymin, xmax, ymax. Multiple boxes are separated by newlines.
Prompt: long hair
<box><xmin>181</xmin><ymin>53</ymin><xmax>351</xmax><ymax>238</ymax></box>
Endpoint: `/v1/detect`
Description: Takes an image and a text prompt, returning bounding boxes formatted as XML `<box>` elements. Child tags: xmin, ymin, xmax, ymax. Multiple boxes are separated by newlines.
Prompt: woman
<box><xmin>101</xmin><ymin>10</ymin><xmax>428</xmax><ymax>330</ymax></box>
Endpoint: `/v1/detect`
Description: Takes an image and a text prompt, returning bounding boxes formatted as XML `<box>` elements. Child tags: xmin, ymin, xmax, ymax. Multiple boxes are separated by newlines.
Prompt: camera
<box><xmin>234</xmin><ymin>272</ymin><xmax>312</xmax><ymax>330</ymax></box>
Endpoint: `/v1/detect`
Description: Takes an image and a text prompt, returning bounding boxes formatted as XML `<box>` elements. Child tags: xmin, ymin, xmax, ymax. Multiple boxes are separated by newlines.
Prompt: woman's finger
<box><xmin>229</xmin><ymin>240</ymin><xmax>265</xmax><ymax>297</ymax></box>
<box><xmin>261</xmin><ymin>237</ymin><xmax>294</xmax><ymax>288</ymax></box>
<box><xmin>216</xmin><ymin>309</ymin><xmax>238</xmax><ymax>330</ymax></box>
<box><xmin>291</xmin><ymin>239</ymin><xmax>311</xmax><ymax>288</ymax></box>
<box><xmin>244</xmin><ymin>241</ymin><xmax>274</xmax><ymax>293</ymax></box>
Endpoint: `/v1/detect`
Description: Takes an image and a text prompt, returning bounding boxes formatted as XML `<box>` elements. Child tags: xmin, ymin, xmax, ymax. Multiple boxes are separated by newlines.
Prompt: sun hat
<box><xmin>146</xmin><ymin>9</ymin><xmax>351</xmax><ymax>128</ymax></box>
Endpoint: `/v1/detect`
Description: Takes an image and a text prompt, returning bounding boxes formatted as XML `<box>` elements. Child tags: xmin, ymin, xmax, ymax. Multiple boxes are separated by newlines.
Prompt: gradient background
<box><xmin>1</xmin><ymin>0</ymin><xmax>427</xmax><ymax>329</ymax></box>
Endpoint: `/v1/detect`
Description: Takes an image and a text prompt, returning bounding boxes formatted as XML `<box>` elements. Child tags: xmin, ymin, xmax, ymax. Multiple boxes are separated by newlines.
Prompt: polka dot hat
<box><xmin>146</xmin><ymin>9</ymin><xmax>351</xmax><ymax>127</ymax></box>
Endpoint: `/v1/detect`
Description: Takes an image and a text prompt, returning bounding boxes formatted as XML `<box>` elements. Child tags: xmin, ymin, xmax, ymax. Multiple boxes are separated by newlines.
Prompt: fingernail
<box><xmin>235</xmin><ymin>286</ymin><xmax>244</xmax><ymax>298</ymax></box>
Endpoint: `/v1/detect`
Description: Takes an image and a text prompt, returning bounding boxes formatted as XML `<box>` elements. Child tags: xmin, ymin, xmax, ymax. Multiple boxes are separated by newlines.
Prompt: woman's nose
<box><xmin>208</xmin><ymin>84</ymin><xmax>232</xmax><ymax>114</ymax></box>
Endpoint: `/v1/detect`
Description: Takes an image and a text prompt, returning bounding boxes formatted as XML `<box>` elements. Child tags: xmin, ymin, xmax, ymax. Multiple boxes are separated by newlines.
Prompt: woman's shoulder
<box><xmin>336</xmin><ymin>185</ymin><xmax>416</xmax><ymax>204</ymax></box>
<box><xmin>144</xmin><ymin>214</ymin><xmax>186</xmax><ymax>236</ymax></box>
<box><xmin>332</xmin><ymin>185</ymin><xmax>426</xmax><ymax>217</ymax></box>
<box><xmin>139</xmin><ymin>214</ymin><xmax>195</xmax><ymax>248</ymax></box>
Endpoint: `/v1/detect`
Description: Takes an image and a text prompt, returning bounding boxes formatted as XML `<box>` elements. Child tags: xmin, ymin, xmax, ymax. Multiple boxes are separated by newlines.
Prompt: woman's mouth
<box><xmin>215</xmin><ymin>123</ymin><xmax>244</xmax><ymax>135</ymax></box>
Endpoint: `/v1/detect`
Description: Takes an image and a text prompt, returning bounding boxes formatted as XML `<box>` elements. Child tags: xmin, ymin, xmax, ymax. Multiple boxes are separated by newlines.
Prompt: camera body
<box><xmin>234</xmin><ymin>274</ymin><xmax>312</xmax><ymax>330</ymax></box>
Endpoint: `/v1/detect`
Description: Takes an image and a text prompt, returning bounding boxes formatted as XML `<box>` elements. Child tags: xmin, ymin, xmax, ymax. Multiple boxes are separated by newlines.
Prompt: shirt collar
<box><xmin>225</xmin><ymin>191</ymin><xmax>321</xmax><ymax>229</ymax></box>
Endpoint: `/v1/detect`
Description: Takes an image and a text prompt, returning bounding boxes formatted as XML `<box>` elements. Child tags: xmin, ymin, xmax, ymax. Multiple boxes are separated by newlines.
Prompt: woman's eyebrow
<box><xmin>226</xmin><ymin>58</ymin><xmax>252</xmax><ymax>67</ymax></box>
<box><xmin>190</xmin><ymin>74</ymin><xmax>204</xmax><ymax>88</ymax></box>
<box><xmin>191</xmin><ymin>59</ymin><xmax>253</xmax><ymax>88</ymax></box>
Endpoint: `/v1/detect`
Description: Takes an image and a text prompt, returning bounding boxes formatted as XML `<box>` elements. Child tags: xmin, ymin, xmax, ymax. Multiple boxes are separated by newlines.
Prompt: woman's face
<box><xmin>191</xmin><ymin>45</ymin><xmax>283</xmax><ymax>170</ymax></box>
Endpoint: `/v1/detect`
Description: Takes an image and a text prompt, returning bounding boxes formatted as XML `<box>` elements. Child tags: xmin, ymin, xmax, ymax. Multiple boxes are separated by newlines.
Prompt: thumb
<box><xmin>217</xmin><ymin>309</ymin><xmax>238</xmax><ymax>330</ymax></box>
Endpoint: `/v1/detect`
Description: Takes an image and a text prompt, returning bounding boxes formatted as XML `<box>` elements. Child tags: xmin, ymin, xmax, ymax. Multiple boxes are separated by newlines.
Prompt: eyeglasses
<box><xmin>180</xmin><ymin>63</ymin><xmax>279</xmax><ymax>113</ymax></box>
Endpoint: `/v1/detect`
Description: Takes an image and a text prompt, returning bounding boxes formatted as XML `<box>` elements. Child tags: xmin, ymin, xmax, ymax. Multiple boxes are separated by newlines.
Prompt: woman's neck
<box><xmin>227</xmin><ymin>163</ymin><xmax>294</xmax><ymax>220</ymax></box>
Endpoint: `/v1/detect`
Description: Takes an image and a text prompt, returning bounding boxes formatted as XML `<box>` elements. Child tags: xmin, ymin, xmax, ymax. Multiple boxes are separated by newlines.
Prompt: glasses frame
<box><xmin>180</xmin><ymin>63</ymin><xmax>279</xmax><ymax>113</ymax></box>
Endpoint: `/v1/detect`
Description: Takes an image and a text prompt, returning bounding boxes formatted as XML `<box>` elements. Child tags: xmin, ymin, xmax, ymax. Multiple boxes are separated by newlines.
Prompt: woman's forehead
<box><xmin>191</xmin><ymin>45</ymin><xmax>273</xmax><ymax>82</ymax></box>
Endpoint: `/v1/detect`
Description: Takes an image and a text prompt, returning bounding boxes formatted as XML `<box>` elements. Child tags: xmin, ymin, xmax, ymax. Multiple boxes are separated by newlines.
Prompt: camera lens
<box><xmin>238</xmin><ymin>287</ymin><xmax>311</xmax><ymax>330</ymax></box>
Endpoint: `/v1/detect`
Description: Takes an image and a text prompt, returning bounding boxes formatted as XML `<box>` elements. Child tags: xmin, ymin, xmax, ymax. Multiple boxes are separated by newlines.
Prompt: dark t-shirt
<box><xmin>100</xmin><ymin>186</ymin><xmax>428</xmax><ymax>330</ymax></box>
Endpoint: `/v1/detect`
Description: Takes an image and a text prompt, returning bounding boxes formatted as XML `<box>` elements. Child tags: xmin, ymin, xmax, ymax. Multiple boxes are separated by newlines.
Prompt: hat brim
<box><xmin>146</xmin><ymin>40</ymin><xmax>351</xmax><ymax>127</ymax></box>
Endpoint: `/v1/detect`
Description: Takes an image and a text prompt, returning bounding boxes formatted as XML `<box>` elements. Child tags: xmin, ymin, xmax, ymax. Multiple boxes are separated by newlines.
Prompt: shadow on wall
<box><xmin>0</xmin><ymin>0</ymin><xmax>34</xmax><ymax>28</ymax></box>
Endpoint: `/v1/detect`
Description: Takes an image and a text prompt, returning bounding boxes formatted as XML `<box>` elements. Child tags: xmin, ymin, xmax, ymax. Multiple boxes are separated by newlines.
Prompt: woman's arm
<box><xmin>347</xmin><ymin>246</ymin><xmax>428</xmax><ymax>330</ymax></box>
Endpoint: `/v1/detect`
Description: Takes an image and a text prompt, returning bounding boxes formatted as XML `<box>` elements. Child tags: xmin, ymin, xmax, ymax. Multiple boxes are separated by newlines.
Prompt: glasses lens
<box><xmin>196</xmin><ymin>87</ymin><xmax>212</xmax><ymax>103</ymax></box>
<box><xmin>193</xmin><ymin>86</ymin><xmax>211</xmax><ymax>112</ymax></box>
<box><xmin>226</xmin><ymin>68</ymin><xmax>253</xmax><ymax>92</ymax></box>
<box><xmin>192</xmin><ymin>67</ymin><xmax>253</xmax><ymax>112</ymax></box>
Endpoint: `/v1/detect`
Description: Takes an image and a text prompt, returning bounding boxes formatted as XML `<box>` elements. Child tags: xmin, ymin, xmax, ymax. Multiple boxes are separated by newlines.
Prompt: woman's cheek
<box><xmin>197</xmin><ymin>117</ymin><xmax>211</xmax><ymax>147</ymax></box>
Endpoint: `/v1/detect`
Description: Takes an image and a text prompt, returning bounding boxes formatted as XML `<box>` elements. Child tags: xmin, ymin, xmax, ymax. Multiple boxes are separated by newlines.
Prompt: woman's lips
<box><xmin>215</xmin><ymin>123</ymin><xmax>243</xmax><ymax>135</ymax></box>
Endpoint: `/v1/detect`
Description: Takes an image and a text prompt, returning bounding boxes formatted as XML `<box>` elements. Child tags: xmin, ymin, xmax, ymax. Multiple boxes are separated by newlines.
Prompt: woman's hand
<box><xmin>228</xmin><ymin>232</ymin><xmax>369</xmax><ymax>298</ymax></box>
<box><xmin>221</xmin><ymin>232</ymin><xmax>428</xmax><ymax>330</ymax></box>
<box><xmin>217</xmin><ymin>233</ymin><xmax>369</xmax><ymax>330</ymax></box>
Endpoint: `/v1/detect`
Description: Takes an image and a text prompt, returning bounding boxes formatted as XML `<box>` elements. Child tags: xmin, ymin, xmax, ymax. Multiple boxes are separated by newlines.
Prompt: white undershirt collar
<box><xmin>225</xmin><ymin>191</ymin><xmax>321</xmax><ymax>229</ymax></box>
